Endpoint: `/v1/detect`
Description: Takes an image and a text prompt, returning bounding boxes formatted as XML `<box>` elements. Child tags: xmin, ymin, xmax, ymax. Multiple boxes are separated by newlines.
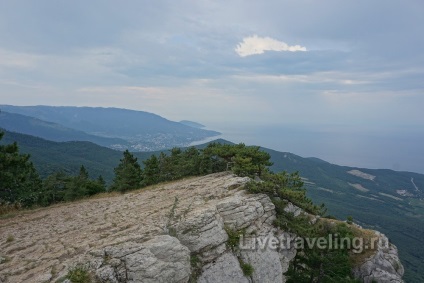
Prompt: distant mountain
<box><xmin>0</xmin><ymin>105</ymin><xmax>220</xmax><ymax>151</ymax></box>
<box><xmin>1</xmin><ymin>130</ymin><xmax>423</xmax><ymax>281</ymax></box>
<box><xmin>0</xmin><ymin>111</ymin><xmax>131</xmax><ymax>149</ymax></box>
<box><xmin>179</xmin><ymin>120</ymin><xmax>205</xmax><ymax>128</ymax></box>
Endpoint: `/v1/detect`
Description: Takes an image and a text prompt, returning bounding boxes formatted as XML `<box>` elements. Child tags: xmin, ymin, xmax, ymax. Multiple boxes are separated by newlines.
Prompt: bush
<box><xmin>66</xmin><ymin>264</ymin><xmax>92</xmax><ymax>283</ymax></box>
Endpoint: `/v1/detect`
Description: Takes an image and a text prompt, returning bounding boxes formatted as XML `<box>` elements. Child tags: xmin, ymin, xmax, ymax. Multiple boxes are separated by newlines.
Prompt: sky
<box><xmin>0</xmin><ymin>1</ymin><xmax>423</xmax><ymax>130</ymax></box>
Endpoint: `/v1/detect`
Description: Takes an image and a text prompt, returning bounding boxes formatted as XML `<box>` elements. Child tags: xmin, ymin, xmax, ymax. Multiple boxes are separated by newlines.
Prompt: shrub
<box><xmin>66</xmin><ymin>264</ymin><xmax>92</xmax><ymax>283</ymax></box>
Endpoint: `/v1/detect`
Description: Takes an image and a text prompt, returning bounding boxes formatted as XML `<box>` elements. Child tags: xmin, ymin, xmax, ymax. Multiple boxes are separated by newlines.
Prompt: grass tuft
<box><xmin>66</xmin><ymin>264</ymin><xmax>92</xmax><ymax>283</ymax></box>
<box><xmin>239</xmin><ymin>259</ymin><xmax>254</xmax><ymax>276</ymax></box>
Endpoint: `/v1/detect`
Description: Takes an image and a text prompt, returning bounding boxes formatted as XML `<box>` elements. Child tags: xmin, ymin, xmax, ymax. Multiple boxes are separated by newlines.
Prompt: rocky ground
<box><xmin>0</xmin><ymin>173</ymin><xmax>252</xmax><ymax>282</ymax></box>
<box><xmin>0</xmin><ymin>172</ymin><xmax>404</xmax><ymax>283</ymax></box>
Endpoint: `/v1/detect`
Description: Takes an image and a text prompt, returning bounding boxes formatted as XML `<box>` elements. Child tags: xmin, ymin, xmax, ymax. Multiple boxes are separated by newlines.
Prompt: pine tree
<box><xmin>63</xmin><ymin>165</ymin><xmax>91</xmax><ymax>201</ymax></box>
<box><xmin>78</xmin><ymin>165</ymin><xmax>89</xmax><ymax>180</ymax></box>
<box><xmin>86</xmin><ymin>175</ymin><xmax>106</xmax><ymax>196</ymax></box>
<box><xmin>97</xmin><ymin>175</ymin><xmax>106</xmax><ymax>190</ymax></box>
<box><xmin>41</xmin><ymin>171</ymin><xmax>70</xmax><ymax>205</ymax></box>
<box><xmin>181</xmin><ymin>147</ymin><xmax>201</xmax><ymax>176</ymax></box>
<box><xmin>0</xmin><ymin>131</ymin><xmax>42</xmax><ymax>207</ymax></box>
<box><xmin>143</xmin><ymin>154</ymin><xmax>160</xmax><ymax>185</ymax></box>
<box><xmin>111</xmin><ymin>150</ymin><xmax>143</xmax><ymax>192</ymax></box>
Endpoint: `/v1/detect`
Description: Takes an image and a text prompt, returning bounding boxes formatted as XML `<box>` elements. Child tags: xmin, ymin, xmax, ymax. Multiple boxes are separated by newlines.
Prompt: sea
<box><xmin>191</xmin><ymin>123</ymin><xmax>424</xmax><ymax>175</ymax></box>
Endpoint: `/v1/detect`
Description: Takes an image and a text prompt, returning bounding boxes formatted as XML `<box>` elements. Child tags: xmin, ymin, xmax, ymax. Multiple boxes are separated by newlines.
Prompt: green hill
<box><xmin>0</xmin><ymin>129</ymin><xmax>124</xmax><ymax>181</ymax></box>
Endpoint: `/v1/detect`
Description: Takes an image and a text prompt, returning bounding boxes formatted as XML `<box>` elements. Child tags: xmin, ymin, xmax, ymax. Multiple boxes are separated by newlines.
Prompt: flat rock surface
<box><xmin>0</xmin><ymin>172</ymin><xmax>248</xmax><ymax>283</ymax></box>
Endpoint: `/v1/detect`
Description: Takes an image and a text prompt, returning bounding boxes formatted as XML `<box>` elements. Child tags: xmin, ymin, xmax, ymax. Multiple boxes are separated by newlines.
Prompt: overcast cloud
<box><xmin>0</xmin><ymin>0</ymin><xmax>423</xmax><ymax>129</ymax></box>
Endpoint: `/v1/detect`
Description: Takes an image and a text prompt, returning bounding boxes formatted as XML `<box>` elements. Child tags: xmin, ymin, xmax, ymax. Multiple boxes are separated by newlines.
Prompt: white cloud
<box><xmin>235</xmin><ymin>35</ymin><xmax>306</xmax><ymax>57</ymax></box>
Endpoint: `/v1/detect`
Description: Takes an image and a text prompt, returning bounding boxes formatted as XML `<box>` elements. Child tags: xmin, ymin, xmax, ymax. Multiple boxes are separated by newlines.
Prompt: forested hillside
<box><xmin>0</xmin><ymin>130</ymin><xmax>124</xmax><ymax>181</ymax></box>
<box><xmin>266</xmin><ymin>148</ymin><xmax>424</xmax><ymax>282</ymax></box>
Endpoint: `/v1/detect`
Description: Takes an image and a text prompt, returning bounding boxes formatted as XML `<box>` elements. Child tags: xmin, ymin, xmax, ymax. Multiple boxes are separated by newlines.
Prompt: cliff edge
<box><xmin>0</xmin><ymin>173</ymin><xmax>404</xmax><ymax>282</ymax></box>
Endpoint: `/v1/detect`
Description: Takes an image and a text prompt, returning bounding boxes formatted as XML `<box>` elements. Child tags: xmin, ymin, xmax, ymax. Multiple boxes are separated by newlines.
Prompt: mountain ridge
<box><xmin>0</xmin><ymin>105</ymin><xmax>220</xmax><ymax>151</ymax></box>
<box><xmin>0</xmin><ymin>111</ymin><xmax>131</xmax><ymax>149</ymax></box>
<box><xmin>179</xmin><ymin>120</ymin><xmax>205</xmax><ymax>128</ymax></box>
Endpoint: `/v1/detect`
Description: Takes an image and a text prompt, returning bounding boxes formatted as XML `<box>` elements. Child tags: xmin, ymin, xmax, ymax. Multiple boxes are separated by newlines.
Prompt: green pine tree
<box><xmin>0</xmin><ymin>131</ymin><xmax>42</xmax><ymax>207</ymax></box>
<box><xmin>78</xmin><ymin>165</ymin><xmax>89</xmax><ymax>180</ymax></box>
<box><xmin>143</xmin><ymin>154</ymin><xmax>160</xmax><ymax>185</ymax></box>
<box><xmin>41</xmin><ymin>171</ymin><xmax>70</xmax><ymax>205</ymax></box>
<box><xmin>111</xmin><ymin>150</ymin><xmax>143</xmax><ymax>192</ymax></box>
<box><xmin>96</xmin><ymin>175</ymin><xmax>106</xmax><ymax>190</ymax></box>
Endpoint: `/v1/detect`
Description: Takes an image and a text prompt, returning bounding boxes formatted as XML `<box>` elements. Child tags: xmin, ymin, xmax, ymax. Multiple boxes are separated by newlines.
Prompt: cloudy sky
<box><xmin>1</xmin><ymin>0</ymin><xmax>423</xmax><ymax>129</ymax></box>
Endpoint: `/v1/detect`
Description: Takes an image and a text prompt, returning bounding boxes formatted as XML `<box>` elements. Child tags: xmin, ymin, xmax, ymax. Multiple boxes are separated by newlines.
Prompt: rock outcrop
<box><xmin>353</xmin><ymin>232</ymin><xmax>404</xmax><ymax>283</ymax></box>
<box><xmin>0</xmin><ymin>172</ymin><xmax>404</xmax><ymax>282</ymax></box>
<box><xmin>93</xmin><ymin>235</ymin><xmax>191</xmax><ymax>283</ymax></box>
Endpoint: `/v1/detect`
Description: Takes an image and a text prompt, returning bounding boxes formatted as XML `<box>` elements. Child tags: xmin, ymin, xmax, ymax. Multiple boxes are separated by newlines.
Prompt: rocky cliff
<box><xmin>0</xmin><ymin>173</ymin><xmax>404</xmax><ymax>282</ymax></box>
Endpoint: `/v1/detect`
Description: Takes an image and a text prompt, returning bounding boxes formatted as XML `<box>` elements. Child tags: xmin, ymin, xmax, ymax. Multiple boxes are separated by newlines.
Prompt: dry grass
<box><xmin>0</xmin><ymin>202</ymin><xmax>21</xmax><ymax>218</ymax></box>
<box><xmin>87</xmin><ymin>191</ymin><xmax>122</xmax><ymax>200</ymax></box>
<box><xmin>317</xmin><ymin>218</ymin><xmax>379</xmax><ymax>267</ymax></box>
<box><xmin>350</xmin><ymin>227</ymin><xmax>379</xmax><ymax>266</ymax></box>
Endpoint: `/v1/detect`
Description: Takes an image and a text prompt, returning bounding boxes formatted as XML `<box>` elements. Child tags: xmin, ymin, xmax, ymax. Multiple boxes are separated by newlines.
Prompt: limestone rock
<box><xmin>283</xmin><ymin>202</ymin><xmax>303</xmax><ymax>217</ymax></box>
<box><xmin>0</xmin><ymin>172</ymin><xmax>405</xmax><ymax>283</ymax></box>
<box><xmin>353</xmin><ymin>232</ymin><xmax>404</xmax><ymax>283</ymax></box>
<box><xmin>175</xmin><ymin>206</ymin><xmax>228</xmax><ymax>256</ymax></box>
<box><xmin>216</xmin><ymin>192</ymin><xmax>276</xmax><ymax>234</ymax></box>
<box><xmin>98</xmin><ymin>235</ymin><xmax>190</xmax><ymax>283</ymax></box>
<box><xmin>240</xmin><ymin>234</ymin><xmax>284</xmax><ymax>283</ymax></box>
<box><xmin>198</xmin><ymin>252</ymin><xmax>249</xmax><ymax>283</ymax></box>
<box><xmin>277</xmin><ymin>232</ymin><xmax>297</xmax><ymax>274</ymax></box>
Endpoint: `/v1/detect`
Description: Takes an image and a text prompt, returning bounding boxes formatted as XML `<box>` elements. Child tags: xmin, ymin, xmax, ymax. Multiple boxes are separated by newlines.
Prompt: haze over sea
<box><xmin>193</xmin><ymin>123</ymin><xmax>424</xmax><ymax>175</ymax></box>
